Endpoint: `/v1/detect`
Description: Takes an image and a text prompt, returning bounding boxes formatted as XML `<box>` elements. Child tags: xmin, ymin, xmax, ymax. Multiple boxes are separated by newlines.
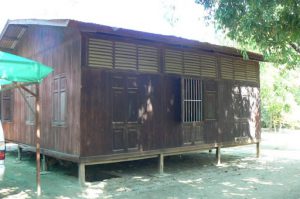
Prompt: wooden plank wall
<box><xmin>80</xmin><ymin>69</ymin><xmax>261</xmax><ymax>157</ymax></box>
<box><xmin>218</xmin><ymin>80</ymin><xmax>261</xmax><ymax>143</ymax></box>
<box><xmin>2</xmin><ymin>27</ymin><xmax>261</xmax><ymax>159</ymax></box>
<box><xmin>2</xmin><ymin>25</ymin><xmax>82</xmax><ymax>155</ymax></box>
<box><xmin>80</xmin><ymin>35</ymin><xmax>261</xmax><ymax>157</ymax></box>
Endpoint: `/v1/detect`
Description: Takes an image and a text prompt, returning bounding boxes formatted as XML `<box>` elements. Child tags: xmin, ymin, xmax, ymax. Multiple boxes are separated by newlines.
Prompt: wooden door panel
<box><xmin>127</xmin><ymin>91</ymin><xmax>138</xmax><ymax>122</ymax></box>
<box><xmin>112</xmin><ymin>128</ymin><xmax>125</xmax><ymax>152</ymax></box>
<box><xmin>112</xmin><ymin>74</ymin><xmax>139</xmax><ymax>153</ymax></box>
<box><xmin>127</xmin><ymin>128</ymin><xmax>139</xmax><ymax>150</ymax></box>
<box><xmin>112</xmin><ymin>90</ymin><xmax>125</xmax><ymax>123</ymax></box>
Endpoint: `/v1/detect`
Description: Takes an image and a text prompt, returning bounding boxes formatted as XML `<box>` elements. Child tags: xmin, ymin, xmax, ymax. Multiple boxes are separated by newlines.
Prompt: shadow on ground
<box><xmin>1</xmin><ymin>131</ymin><xmax>300</xmax><ymax>198</ymax></box>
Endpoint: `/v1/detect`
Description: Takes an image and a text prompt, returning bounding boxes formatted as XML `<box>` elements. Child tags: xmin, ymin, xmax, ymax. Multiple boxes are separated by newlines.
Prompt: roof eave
<box><xmin>70</xmin><ymin>20</ymin><xmax>263</xmax><ymax>61</ymax></box>
<box><xmin>0</xmin><ymin>19</ymin><xmax>264</xmax><ymax>61</ymax></box>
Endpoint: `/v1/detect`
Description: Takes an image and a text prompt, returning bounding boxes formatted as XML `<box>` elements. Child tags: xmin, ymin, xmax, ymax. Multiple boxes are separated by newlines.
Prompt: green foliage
<box><xmin>260</xmin><ymin>63</ymin><xmax>300</xmax><ymax>130</ymax></box>
<box><xmin>196</xmin><ymin>0</ymin><xmax>300</xmax><ymax>68</ymax></box>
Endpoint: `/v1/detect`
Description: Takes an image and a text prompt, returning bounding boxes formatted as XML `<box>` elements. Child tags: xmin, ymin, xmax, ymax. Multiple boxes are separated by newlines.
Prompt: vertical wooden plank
<box><xmin>35</xmin><ymin>84</ymin><xmax>41</xmax><ymax>196</ymax></box>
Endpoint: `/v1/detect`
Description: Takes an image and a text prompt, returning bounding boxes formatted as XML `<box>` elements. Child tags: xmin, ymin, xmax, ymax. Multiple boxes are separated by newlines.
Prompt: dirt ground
<box><xmin>1</xmin><ymin>130</ymin><xmax>300</xmax><ymax>199</ymax></box>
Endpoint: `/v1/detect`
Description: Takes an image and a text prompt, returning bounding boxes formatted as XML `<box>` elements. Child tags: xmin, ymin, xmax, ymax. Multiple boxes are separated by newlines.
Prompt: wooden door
<box><xmin>112</xmin><ymin>74</ymin><xmax>139</xmax><ymax>152</ymax></box>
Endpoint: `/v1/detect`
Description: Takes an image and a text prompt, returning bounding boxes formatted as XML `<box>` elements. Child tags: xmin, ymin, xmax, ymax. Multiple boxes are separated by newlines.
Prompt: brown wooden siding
<box><xmin>2</xmin><ymin>25</ymin><xmax>81</xmax><ymax>155</ymax></box>
<box><xmin>79</xmin><ymin>34</ymin><xmax>260</xmax><ymax>157</ymax></box>
<box><xmin>80</xmin><ymin>70</ymin><xmax>260</xmax><ymax>157</ymax></box>
<box><xmin>2</xmin><ymin>25</ymin><xmax>260</xmax><ymax>161</ymax></box>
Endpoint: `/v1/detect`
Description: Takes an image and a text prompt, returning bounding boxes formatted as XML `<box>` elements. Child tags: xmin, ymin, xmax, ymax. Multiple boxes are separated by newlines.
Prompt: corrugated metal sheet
<box><xmin>0</xmin><ymin>25</ymin><xmax>27</xmax><ymax>50</ymax></box>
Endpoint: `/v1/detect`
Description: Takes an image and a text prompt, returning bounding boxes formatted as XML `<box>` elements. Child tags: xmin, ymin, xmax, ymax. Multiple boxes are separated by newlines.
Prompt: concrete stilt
<box><xmin>158</xmin><ymin>154</ymin><xmax>164</xmax><ymax>174</ymax></box>
<box><xmin>216</xmin><ymin>146</ymin><xmax>221</xmax><ymax>165</ymax></box>
<box><xmin>17</xmin><ymin>145</ymin><xmax>22</xmax><ymax>161</ymax></box>
<box><xmin>42</xmin><ymin>154</ymin><xmax>47</xmax><ymax>171</ymax></box>
<box><xmin>78</xmin><ymin>163</ymin><xmax>86</xmax><ymax>186</ymax></box>
<box><xmin>256</xmin><ymin>142</ymin><xmax>260</xmax><ymax>158</ymax></box>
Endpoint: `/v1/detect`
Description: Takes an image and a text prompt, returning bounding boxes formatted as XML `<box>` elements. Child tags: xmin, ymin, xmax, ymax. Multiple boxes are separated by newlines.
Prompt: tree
<box><xmin>260</xmin><ymin>63</ymin><xmax>300</xmax><ymax>130</ymax></box>
<box><xmin>196</xmin><ymin>0</ymin><xmax>300</xmax><ymax>68</ymax></box>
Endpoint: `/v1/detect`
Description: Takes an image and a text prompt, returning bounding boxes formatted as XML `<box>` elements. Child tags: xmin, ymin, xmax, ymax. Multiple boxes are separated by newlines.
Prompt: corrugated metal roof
<box><xmin>0</xmin><ymin>19</ymin><xmax>70</xmax><ymax>51</ymax></box>
<box><xmin>0</xmin><ymin>25</ymin><xmax>27</xmax><ymax>50</ymax></box>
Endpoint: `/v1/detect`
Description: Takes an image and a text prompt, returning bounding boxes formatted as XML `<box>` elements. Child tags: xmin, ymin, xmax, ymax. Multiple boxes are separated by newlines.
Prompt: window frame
<box><xmin>182</xmin><ymin>77</ymin><xmax>203</xmax><ymax>123</ymax></box>
<box><xmin>52</xmin><ymin>74</ymin><xmax>67</xmax><ymax>127</ymax></box>
<box><xmin>204</xmin><ymin>91</ymin><xmax>217</xmax><ymax>120</ymax></box>
<box><xmin>111</xmin><ymin>74</ymin><xmax>139</xmax><ymax>124</ymax></box>
<box><xmin>1</xmin><ymin>90</ymin><xmax>14</xmax><ymax>122</ymax></box>
<box><xmin>25</xmin><ymin>85</ymin><xmax>36</xmax><ymax>125</ymax></box>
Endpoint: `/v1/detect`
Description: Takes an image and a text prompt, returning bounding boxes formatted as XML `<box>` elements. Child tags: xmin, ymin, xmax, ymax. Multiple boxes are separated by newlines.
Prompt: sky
<box><xmin>0</xmin><ymin>0</ymin><xmax>222</xmax><ymax>45</ymax></box>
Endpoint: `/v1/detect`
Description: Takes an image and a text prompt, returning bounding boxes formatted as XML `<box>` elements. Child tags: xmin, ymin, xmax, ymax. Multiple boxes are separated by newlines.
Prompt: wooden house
<box><xmin>0</xmin><ymin>19</ymin><xmax>262</xmax><ymax>183</ymax></box>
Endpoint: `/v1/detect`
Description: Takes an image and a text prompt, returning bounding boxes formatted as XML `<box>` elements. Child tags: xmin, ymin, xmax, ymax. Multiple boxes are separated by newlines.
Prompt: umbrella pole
<box><xmin>35</xmin><ymin>84</ymin><xmax>41</xmax><ymax>196</ymax></box>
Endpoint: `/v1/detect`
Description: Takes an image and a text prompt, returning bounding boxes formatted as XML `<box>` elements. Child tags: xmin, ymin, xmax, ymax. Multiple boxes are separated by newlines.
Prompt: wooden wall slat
<box><xmin>3</xmin><ymin>26</ymin><xmax>81</xmax><ymax>155</ymax></box>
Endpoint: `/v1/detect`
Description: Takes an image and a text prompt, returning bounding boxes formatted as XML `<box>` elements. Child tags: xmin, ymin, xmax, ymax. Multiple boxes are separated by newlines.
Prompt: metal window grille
<box><xmin>183</xmin><ymin>78</ymin><xmax>202</xmax><ymax>122</ymax></box>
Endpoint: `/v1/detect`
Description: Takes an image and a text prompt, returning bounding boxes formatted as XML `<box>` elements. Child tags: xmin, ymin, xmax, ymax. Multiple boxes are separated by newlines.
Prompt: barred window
<box><xmin>183</xmin><ymin>78</ymin><xmax>203</xmax><ymax>122</ymax></box>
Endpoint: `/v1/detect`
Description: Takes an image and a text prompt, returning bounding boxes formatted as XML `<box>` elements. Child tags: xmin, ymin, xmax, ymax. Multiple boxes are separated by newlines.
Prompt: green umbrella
<box><xmin>0</xmin><ymin>51</ymin><xmax>53</xmax><ymax>85</ymax></box>
<box><xmin>0</xmin><ymin>50</ymin><xmax>53</xmax><ymax>196</ymax></box>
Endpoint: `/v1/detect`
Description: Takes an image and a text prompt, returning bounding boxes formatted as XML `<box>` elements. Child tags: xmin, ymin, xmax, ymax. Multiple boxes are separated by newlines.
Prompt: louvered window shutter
<box><xmin>115</xmin><ymin>41</ymin><xmax>137</xmax><ymax>71</ymax></box>
<box><xmin>234</xmin><ymin>60</ymin><xmax>247</xmax><ymax>81</ymax></box>
<box><xmin>220</xmin><ymin>57</ymin><xmax>234</xmax><ymax>80</ymax></box>
<box><xmin>247</xmin><ymin>62</ymin><xmax>259</xmax><ymax>82</ymax></box>
<box><xmin>88</xmin><ymin>38</ymin><xmax>113</xmax><ymax>68</ymax></box>
<box><xmin>183</xmin><ymin>52</ymin><xmax>201</xmax><ymax>76</ymax></box>
<box><xmin>201</xmin><ymin>54</ymin><xmax>217</xmax><ymax>78</ymax></box>
<box><xmin>138</xmin><ymin>45</ymin><xmax>159</xmax><ymax>72</ymax></box>
<box><xmin>165</xmin><ymin>49</ymin><xmax>183</xmax><ymax>74</ymax></box>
